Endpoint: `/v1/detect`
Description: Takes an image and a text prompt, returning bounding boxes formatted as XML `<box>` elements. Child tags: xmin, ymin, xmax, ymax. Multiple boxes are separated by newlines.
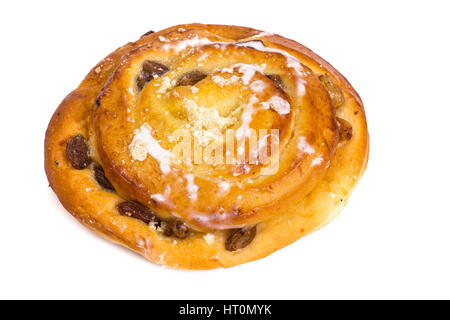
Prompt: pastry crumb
<box><xmin>203</xmin><ymin>233</ymin><xmax>215</xmax><ymax>244</ymax></box>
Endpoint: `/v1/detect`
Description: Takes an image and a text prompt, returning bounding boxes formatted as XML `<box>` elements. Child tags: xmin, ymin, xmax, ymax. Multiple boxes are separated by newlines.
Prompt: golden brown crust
<box><xmin>45</xmin><ymin>24</ymin><xmax>368</xmax><ymax>269</ymax></box>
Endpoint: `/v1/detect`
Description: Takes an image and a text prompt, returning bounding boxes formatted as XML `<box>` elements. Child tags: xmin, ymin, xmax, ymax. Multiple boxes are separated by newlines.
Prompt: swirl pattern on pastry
<box><xmin>45</xmin><ymin>24</ymin><xmax>369</xmax><ymax>269</ymax></box>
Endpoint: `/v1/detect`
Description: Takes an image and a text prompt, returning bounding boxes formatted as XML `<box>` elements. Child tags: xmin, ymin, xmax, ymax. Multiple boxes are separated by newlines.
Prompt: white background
<box><xmin>1</xmin><ymin>0</ymin><xmax>449</xmax><ymax>299</ymax></box>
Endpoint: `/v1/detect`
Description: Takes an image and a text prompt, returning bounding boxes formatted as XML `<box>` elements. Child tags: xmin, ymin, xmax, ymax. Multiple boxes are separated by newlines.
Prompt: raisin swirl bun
<box><xmin>45</xmin><ymin>24</ymin><xmax>368</xmax><ymax>269</ymax></box>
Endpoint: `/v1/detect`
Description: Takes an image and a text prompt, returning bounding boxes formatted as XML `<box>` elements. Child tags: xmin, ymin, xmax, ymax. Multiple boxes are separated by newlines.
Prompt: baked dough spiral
<box><xmin>45</xmin><ymin>24</ymin><xmax>369</xmax><ymax>269</ymax></box>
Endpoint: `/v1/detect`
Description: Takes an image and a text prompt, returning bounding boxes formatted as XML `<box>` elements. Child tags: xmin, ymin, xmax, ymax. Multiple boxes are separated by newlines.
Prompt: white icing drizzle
<box><xmin>235</xmin><ymin>95</ymin><xmax>259</xmax><ymax>141</ymax></box>
<box><xmin>235</xmin><ymin>40</ymin><xmax>306</xmax><ymax>96</ymax></box>
<box><xmin>129</xmin><ymin>123</ymin><xmax>173</xmax><ymax>174</ymax></box>
<box><xmin>157</xmin><ymin>76</ymin><xmax>171</xmax><ymax>93</ymax></box>
<box><xmin>218</xmin><ymin>181</ymin><xmax>231</xmax><ymax>194</ymax></box>
<box><xmin>191</xmin><ymin>86</ymin><xmax>199</xmax><ymax>94</ymax></box>
<box><xmin>260</xmin><ymin>96</ymin><xmax>290</xmax><ymax>115</ymax></box>
<box><xmin>203</xmin><ymin>233</ymin><xmax>215</xmax><ymax>244</ymax></box>
<box><xmin>211</xmin><ymin>74</ymin><xmax>240</xmax><ymax>87</ymax></box>
<box><xmin>311</xmin><ymin>156</ymin><xmax>323</xmax><ymax>166</ymax></box>
<box><xmin>234</xmin><ymin>63</ymin><xmax>265</xmax><ymax>85</ymax></box>
<box><xmin>150</xmin><ymin>193</ymin><xmax>166</xmax><ymax>202</ymax></box>
<box><xmin>187</xmin><ymin>209</ymin><xmax>245</xmax><ymax>230</ymax></box>
<box><xmin>250</xmin><ymin>80</ymin><xmax>266</xmax><ymax>92</ymax></box>
<box><xmin>162</xmin><ymin>36</ymin><xmax>212</xmax><ymax>52</ymax></box>
<box><xmin>253</xmin><ymin>31</ymin><xmax>275</xmax><ymax>38</ymax></box>
<box><xmin>297</xmin><ymin>136</ymin><xmax>315</xmax><ymax>155</ymax></box>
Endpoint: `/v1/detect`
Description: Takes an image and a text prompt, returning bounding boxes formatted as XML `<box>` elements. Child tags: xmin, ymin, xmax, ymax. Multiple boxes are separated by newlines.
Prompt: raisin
<box><xmin>267</xmin><ymin>74</ymin><xmax>284</xmax><ymax>89</ymax></box>
<box><xmin>225</xmin><ymin>226</ymin><xmax>257</xmax><ymax>251</ymax></box>
<box><xmin>176</xmin><ymin>71</ymin><xmax>207</xmax><ymax>86</ymax></box>
<box><xmin>93</xmin><ymin>164</ymin><xmax>115</xmax><ymax>191</ymax></box>
<box><xmin>117</xmin><ymin>201</ymin><xmax>160</xmax><ymax>225</ymax></box>
<box><xmin>337</xmin><ymin>117</ymin><xmax>353</xmax><ymax>141</ymax></box>
<box><xmin>136</xmin><ymin>61</ymin><xmax>169</xmax><ymax>90</ymax></box>
<box><xmin>164</xmin><ymin>220</ymin><xmax>189</xmax><ymax>239</ymax></box>
<box><xmin>66</xmin><ymin>134</ymin><xmax>91</xmax><ymax>169</ymax></box>
<box><xmin>140</xmin><ymin>30</ymin><xmax>155</xmax><ymax>38</ymax></box>
<box><xmin>319</xmin><ymin>73</ymin><xmax>345</xmax><ymax>108</ymax></box>
<box><xmin>236</xmin><ymin>40</ymin><xmax>265</xmax><ymax>48</ymax></box>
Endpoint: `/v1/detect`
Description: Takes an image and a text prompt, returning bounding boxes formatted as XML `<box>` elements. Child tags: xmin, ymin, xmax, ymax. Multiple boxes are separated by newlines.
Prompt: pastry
<box><xmin>44</xmin><ymin>24</ymin><xmax>369</xmax><ymax>269</ymax></box>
